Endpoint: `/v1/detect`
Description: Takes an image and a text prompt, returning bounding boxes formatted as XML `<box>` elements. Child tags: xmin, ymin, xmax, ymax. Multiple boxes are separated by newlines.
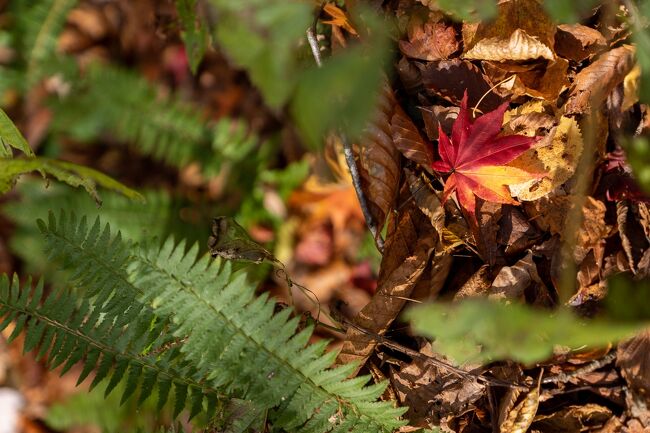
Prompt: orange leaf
<box><xmin>322</xmin><ymin>3</ymin><xmax>358</xmax><ymax>35</ymax></box>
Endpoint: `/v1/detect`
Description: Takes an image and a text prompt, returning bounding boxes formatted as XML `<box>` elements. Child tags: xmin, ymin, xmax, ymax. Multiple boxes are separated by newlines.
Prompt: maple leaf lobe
<box><xmin>431</xmin><ymin>92</ymin><xmax>541</xmax><ymax>219</ymax></box>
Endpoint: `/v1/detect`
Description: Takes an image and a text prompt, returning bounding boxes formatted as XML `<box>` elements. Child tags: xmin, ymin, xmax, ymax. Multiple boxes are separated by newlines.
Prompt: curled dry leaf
<box><xmin>617</xmin><ymin>329</ymin><xmax>650</xmax><ymax>395</ymax></box>
<box><xmin>419</xmin><ymin>105</ymin><xmax>458</xmax><ymax>140</ymax></box>
<box><xmin>489</xmin><ymin>252</ymin><xmax>545</xmax><ymax>302</ymax></box>
<box><xmin>355</xmin><ymin>84</ymin><xmax>402</xmax><ymax>232</ymax></box>
<box><xmin>482</xmin><ymin>58</ymin><xmax>570</xmax><ymax>101</ymax></box>
<box><xmin>420</xmin><ymin>59</ymin><xmax>505</xmax><ymax>111</ymax></box>
<box><xmin>554</xmin><ymin>24</ymin><xmax>607</xmax><ymax>63</ymax></box>
<box><xmin>499</xmin><ymin>373</ymin><xmax>542</xmax><ymax>433</ymax></box>
<box><xmin>338</xmin><ymin>201</ymin><xmax>437</xmax><ymax>371</ymax></box>
<box><xmin>399</xmin><ymin>12</ymin><xmax>459</xmax><ymax>61</ymax></box>
<box><xmin>463</xmin><ymin>0</ymin><xmax>555</xmax><ymax>62</ymax></box>
<box><xmin>532</xmin><ymin>404</ymin><xmax>612</xmax><ymax>432</ymax></box>
<box><xmin>564</xmin><ymin>45</ymin><xmax>636</xmax><ymax>116</ymax></box>
<box><xmin>509</xmin><ymin>114</ymin><xmax>584</xmax><ymax>201</ymax></box>
<box><xmin>391</xmin><ymin>104</ymin><xmax>434</xmax><ymax>167</ymax></box>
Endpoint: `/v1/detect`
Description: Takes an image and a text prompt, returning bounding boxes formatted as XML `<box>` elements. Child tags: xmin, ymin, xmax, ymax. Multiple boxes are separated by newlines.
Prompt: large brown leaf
<box><xmin>565</xmin><ymin>45</ymin><xmax>636</xmax><ymax>116</ymax></box>
<box><xmin>390</xmin><ymin>104</ymin><xmax>434</xmax><ymax>167</ymax></box>
<box><xmin>355</xmin><ymin>85</ymin><xmax>402</xmax><ymax>232</ymax></box>
<box><xmin>420</xmin><ymin>59</ymin><xmax>505</xmax><ymax>111</ymax></box>
<box><xmin>337</xmin><ymin>200</ymin><xmax>437</xmax><ymax>371</ymax></box>
<box><xmin>462</xmin><ymin>0</ymin><xmax>555</xmax><ymax>62</ymax></box>
<box><xmin>555</xmin><ymin>24</ymin><xmax>607</xmax><ymax>63</ymax></box>
<box><xmin>399</xmin><ymin>12</ymin><xmax>459</xmax><ymax>61</ymax></box>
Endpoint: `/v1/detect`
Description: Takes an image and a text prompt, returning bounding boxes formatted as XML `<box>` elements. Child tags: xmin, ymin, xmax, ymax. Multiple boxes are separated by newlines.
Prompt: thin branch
<box><xmin>542</xmin><ymin>351</ymin><xmax>617</xmax><ymax>384</ymax></box>
<box><xmin>306</xmin><ymin>27</ymin><xmax>322</xmax><ymax>68</ymax></box>
<box><xmin>342</xmin><ymin>137</ymin><xmax>385</xmax><ymax>252</ymax></box>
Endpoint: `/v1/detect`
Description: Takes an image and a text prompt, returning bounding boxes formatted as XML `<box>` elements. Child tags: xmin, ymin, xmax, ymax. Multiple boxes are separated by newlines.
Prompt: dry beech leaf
<box><xmin>509</xmin><ymin>115</ymin><xmax>583</xmax><ymax>201</ymax></box>
<box><xmin>355</xmin><ymin>84</ymin><xmax>402</xmax><ymax>232</ymax></box>
<box><xmin>554</xmin><ymin>24</ymin><xmax>607</xmax><ymax>63</ymax></box>
<box><xmin>463</xmin><ymin>0</ymin><xmax>555</xmax><ymax>62</ymax></box>
<box><xmin>565</xmin><ymin>45</ymin><xmax>636</xmax><ymax>116</ymax></box>
<box><xmin>399</xmin><ymin>13</ymin><xmax>459</xmax><ymax>61</ymax></box>
<box><xmin>419</xmin><ymin>105</ymin><xmax>458</xmax><ymax>140</ymax></box>
<box><xmin>483</xmin><ymin>58</ymin><xmax>570</xmax><ymax>101</ymax></box>
<box><xmin>454</xmin><ymin>264</ymin><xmax>492</xmax><ymax>300</ymax></box>
<box><xmin>489</xmin><ymin>252</ymin><xmax>545</xmax><ymax>301</ymax></box>
<box><xmin>338</xmin><ymin>201</ymin><xmax>436</xmax><ymax>371</ymax></box>
<box><xmin>499</xmin><ymin>206</ymin><xmax>542</xmax><ymax>256</ymax></box>
<box><xmin>532</xmin><ymin>404</ymin><xmax>612</xmax><ymax>432</ymax></box>
<box><xmin>420</xmin><ymin>59</ymin><xmax>505</xmax><ymax>111</ymax></box>
<box><xmin>391</xmin><ymin>104</ymin><xmax>435</xmax><ymax>167</ymax></box>
<box><xmin>617</xmin><ymin>329</ymin><xmax>650</xmax><ymax>394</ymax></box>
<box><xmin>499</xmin><ymin>373</ymin><xmax>542</xmax><ymax>433</ymax></box>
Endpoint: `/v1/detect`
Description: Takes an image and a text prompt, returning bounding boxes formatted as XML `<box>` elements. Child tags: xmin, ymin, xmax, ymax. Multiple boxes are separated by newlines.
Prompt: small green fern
<box><xmin>12</xmin><ymin>0</ymin><xmax>78</xmax><ymax>87</ymax></box>
<box><xmin>0</xmin><ymin>274</ymin><xmax>223</xmax><ymax>419</ymax></box>
<box><xmin>6</xmin><ymin>210</ymin><xmax>406</xmax><ymax>432</ymax></box>
<box><xmin>50</xmin><ymin>63</ymin><xmax>257</xmax><ymax>174</ymax></box>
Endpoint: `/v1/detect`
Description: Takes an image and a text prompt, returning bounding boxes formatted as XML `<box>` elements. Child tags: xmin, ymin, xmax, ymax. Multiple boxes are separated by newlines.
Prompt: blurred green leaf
<box><xmin>209</xmin><ymin>0</ymin><xmax>312</xmax><ymax>107</ymax></box>
<box><xmin>436</xmin><ymin>0</ymin><xmax>496</xmax><ymax>21</ymax></box>
<box><xmin>292</xmin><ymin>19</ymin><xmax>390</xmax><ymax>149</ymax></box>
<box><xmin>407</xmin><ymin>299</ymin><xmax>643</xmax><ymax>365</ymax></box>
<box><xmin>624</xmin><ymin>136</ymin><xmax>650</xmax><ymax>193</ymax></box>
<box><xmin>0</xmin><ymin>157</ymin><xmax>144</xmax><ymax>203</ymax></box>
<box><xmin>630</xmin><ymin>0</ymin><xmax>650</xmax><ymax>104</ymax></box>
<box><xmin>175</xmin><ymin>0</ymin><xmax>210</xmax><ymax>74</ymax></box>
<box><xmin>542</xmin><ymin>0</ymin><xmax>600</xmax><ymax>22</ymax></box>
<box><xmin>606</xmin><ymin>274</ymin><xmax>650</xmax><ymax>322</ymax></box>
<box><xmin>0</xmin><ymin>108</ymin><xmax>34</xmax><ymax>157</ymax></box>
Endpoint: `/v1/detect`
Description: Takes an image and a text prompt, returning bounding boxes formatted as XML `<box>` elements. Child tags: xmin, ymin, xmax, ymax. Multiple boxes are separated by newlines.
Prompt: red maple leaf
<box><xmin>431</xmin><ymin>93</ymin><xmax>541</xmax><ymax>219</ymax></box>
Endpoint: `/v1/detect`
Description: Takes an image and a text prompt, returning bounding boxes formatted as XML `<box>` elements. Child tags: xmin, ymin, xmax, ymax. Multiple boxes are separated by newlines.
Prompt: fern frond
<box><xmin>13</xmin><ymin>0</ymin><xmax>77</xmax><ymax>86</ymax></box>
<box><xmin>28</xmin><ymin>211</ymin><xmax>406</xmax><ymax>430</ymax></box>
<box><xmin>50</xmin><ymin>64</ymin><xmax>257</xmax><ymax>173</ymax></box>
<box><xmin>0</xmin><ymin>274</ymin><xmax>224</xmax><ymax>418</ymax></box>
<box><xmin>130</xmin><ymin>237</ymin><xmax>407</xmax><ymax>432</ymax></box>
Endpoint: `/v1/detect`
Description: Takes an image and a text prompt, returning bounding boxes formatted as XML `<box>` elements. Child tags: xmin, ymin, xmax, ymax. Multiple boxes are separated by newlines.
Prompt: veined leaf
<box><xmin>406</xmin><ymin>299</ymin><xmax>644</xmax><ymax>365</ymax></box>
<box><xmin>431</xmin><ymin>92</ymin><xmax>541</xmax><ymax>220</ymax></box>
<box><xmin>0</xmin><ymin>157</ymin><xmax>144</xmax><ymax>204</ymax></box>
<box><xmin>0</xmin><ymin>108</ymin><xmax>34</xmax><ymax>157</ymax></box>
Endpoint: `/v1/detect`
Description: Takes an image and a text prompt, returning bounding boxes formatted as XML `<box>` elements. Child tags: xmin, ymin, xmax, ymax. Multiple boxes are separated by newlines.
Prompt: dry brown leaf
<box><xmin>565</xmin><ymin>45</ymin><xmax>636</xmax><ymax>116</ymax></box>
<box><xmin>454</xmin><ymin>264</ymin><xmax>492</xmax><ymax>300</ymax></box>
<box><xmin>498</xmin><ymin>206</ymin><xmax>542</xmax><ymax>256</ymax></box>
<box><xmin>499</xmin><ymin>373</ymin><xmax>542</xmax><ymax>433</ymax></box>
<box><xmin>355</xmin><ymin>85</ymin><xmax>402</xmax><ymax>232</ymax></box>
<box><xmin>338</xmin><ymin>202</ymin><xmax>436</xmax><ymax>371</ymax></box>
<box><xmin>419</xmin><ymin>105</ymin><xmax>458</xmax><ymax>140</ymax></box>
<box><xmin>463</xmin><ymin>0</ymin><xmax>555</xmax><ymax>62</ymax></box>
<box><xmin>391</xmin><ymin>104</ymin><xmax>434</xmax><ymax>166</ymax></box>
<box><xmin>420</xmin><ymin>59</ymin><xmax>505</xmax><ymax>112</ymax></box>
<box><xmin>509</xmin><ymin>115</ymin><xmax>584</xmax><ymax>201</ymax></box>
<box><xmin>489</xmin><ymin>252</ymin><xmax>545</xmax><ymax>301</ymax></box>
<box><xmin>574</xmin><ymin>197</ymin><xmax>609</xmax><ymax>264</ymax></box>
<box><xmin>532</xmin><ymin>404</ymin><xmax>612</xmax><ymax>432</ymax></box>
<box><xmin>617</xmin><ymin>201</ymin><xmax>650</xmax><ymax>274</ymax></box>
<box><xmin>623</xmin><ymin>64</ymin><xmax>641</xmax><ymax>113</ymax></box>
<box><xmin>555</xmin><ymin>24</ymin><xmax>607</xmax><ymax>63</ymax></box>
<box><xmin>483</xmin><ymin>58</ymin><xmax>570</xmax><ymax>101</ymax></box>
<box><xmin>399</xmin><ymin>12</ymin><xmax>459</xmax><ymax>61</ymax></box>
<box><xmin>617</xmin><ymin>329</ymin><xmax>650</xmax><ymax>395</ymax></box>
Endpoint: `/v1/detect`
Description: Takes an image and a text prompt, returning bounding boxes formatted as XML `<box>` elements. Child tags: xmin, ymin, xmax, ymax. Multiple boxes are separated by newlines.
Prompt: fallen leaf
<box><xmin>482</xmin><ymin>58</ymin><xmax>570</xmax><ymax>101</ymax></box>
<box><xmin>617</xmin><ymin>201</ymin><xmax>650</xmax><ymax>274</ymax></box>
<box><xmin>391</xmin><ymin>104</ymin><xmax>434</xmax><ymax>167</ymax></box>
<box><xmin>399</xmin><ymin>13</ymin><xmax>459</xmax><ymax>61</ymax></box>
<box><xmin>509</xmin><ymin>115</ymin><xmax>584</xmax><ymax>201</ymax></box>
<box><xmin>532</xmin><ymin>404</ymin><xmax>612</xmax><ymax>433</ymax></box>
<box><xmin>420</xmin><ymin>59</ymin><xmax>505</xmax><ymax>112</ymax></box>
<box><xmin>499</xmin><ymin>373</ymin><xmax>541</xmax><ymax>433</ymax></box>
<box><xmin>554</xmin><ymin>24</ymin><xmax>607</xmax><ymax>63</ymax></box>
<box><xmin>565</xmin><ymin>45</ymin><xmax>636</xmax><ymax>115</ymax></box>
<box><xmin>322</xmin><ymin>3</ymin><xmax>358</xmax><ymax>35</ymax></box>
<box><xmin>617</xmin><ymin>329</ymin><xmax>650</xmax><ymax>395</ymax></box>
<box><xmin>463</xmin><ymin>0</ymin><xmax>556</xmax><ymax>62</ymax></box>
<box><xmin>355</xmin><ymin>84</ymin><xmax>402</xmax><ymax>232</ymax></box>
<box><xmin>489</xmin><ymin>252</ymin><xmax>545</xmax><ymax>302</ymax></box>
<box><xmin>498</xmin><ymin>206</ymin><xmax>542</xmax><ymax>256</ymax></box>
<box><xmin>431</xmin><ymin>92</ymin><xmax>541</xmax><ymax>220</ymax></box>
<box><xmin>338</xmin><ymin>200</ymin><xmax>436</xmax><ymax>371</ymax></box>
<box><xmin>419</xmin><ymin>105</ymin><xmax>458</xmax><ymax>140</ymax></box>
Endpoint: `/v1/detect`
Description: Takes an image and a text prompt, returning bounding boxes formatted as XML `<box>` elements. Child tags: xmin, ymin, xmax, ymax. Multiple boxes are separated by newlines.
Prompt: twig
<box><xmin>542</xmin><ymin>351</ymin><xmax>617</xmax><ymax>384</ymax></box>
<box><xmin>342</xmin><ymin>137</ymin><xmax>385</xmax><ymax>252</ymax></box>
<box><xmin>306</xmin><ymin>27</ymin><xmax>322</xmax><ymax>68</ymax></box>
<box><xmin>339</xmin><ymin>318</ymin><xmax>526</xmax><ymax>390</ymax></box>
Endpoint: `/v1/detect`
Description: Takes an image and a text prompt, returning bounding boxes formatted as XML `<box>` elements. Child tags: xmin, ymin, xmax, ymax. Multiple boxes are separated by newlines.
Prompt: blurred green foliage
<box><xmin>407</xmin><ymin>300</ymin><xmax>642</xmax><ymax>364</ymax></box>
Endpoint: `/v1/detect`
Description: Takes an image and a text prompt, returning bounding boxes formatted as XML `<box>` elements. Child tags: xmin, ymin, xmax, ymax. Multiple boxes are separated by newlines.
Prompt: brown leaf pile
<box><xmin>330</xmin><ymin>0</ymin><xmax>650</xmax><ymax>431</ymax></box>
